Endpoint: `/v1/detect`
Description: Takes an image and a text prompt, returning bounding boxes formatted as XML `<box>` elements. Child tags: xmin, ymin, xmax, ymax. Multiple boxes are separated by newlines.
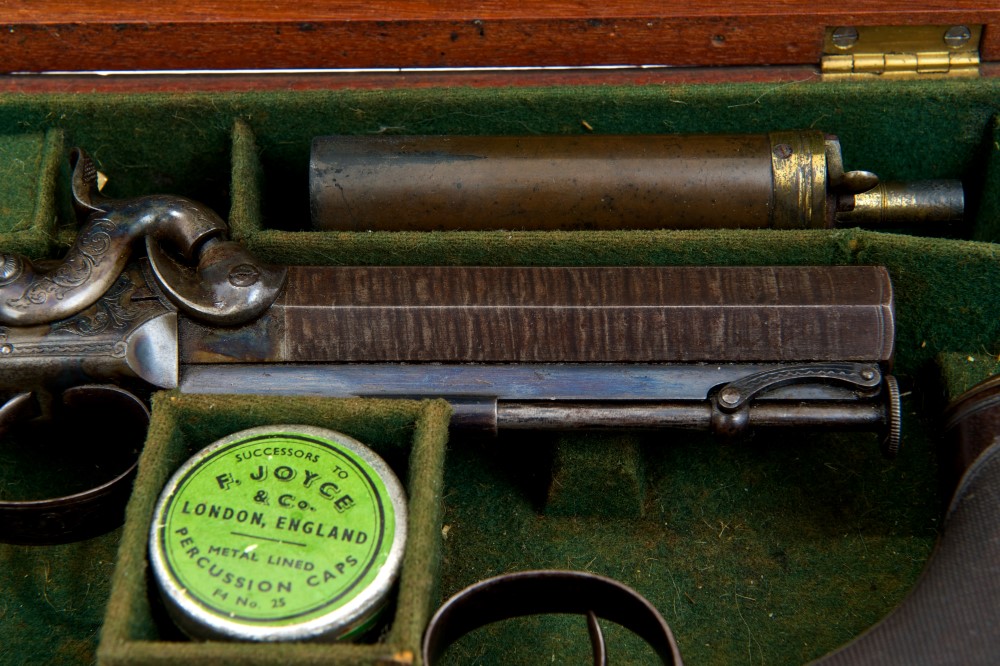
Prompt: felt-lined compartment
<box><xmin>0</xmin><ymin>80</ymin><xmax>998</xmax><ymax>664</ymax></box>
<box><xmin>97</xmin><ymin>394</ymin><xmax>450</xmax><ymax>666</ymax></box>
<box><xmin>440</xmin><ymin>411</ymin><xmax>939</xmax><ymax>665</ymax></box>
<box><xmin>0</xmin><ymin>128</ymin><xmax>64</xmax><ymax>255</ymax></box>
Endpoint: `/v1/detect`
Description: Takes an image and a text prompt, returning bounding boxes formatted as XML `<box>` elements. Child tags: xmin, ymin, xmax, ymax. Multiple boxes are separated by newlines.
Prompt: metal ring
<box><xmin>422</xmin><ymin>570</ymin><xmax>684</xmax><ymax>665</ymax></box>
<box><xmin>0</xmin><ymin>385</ymin><xmax>148</xmax><ymax>544</ymax></box>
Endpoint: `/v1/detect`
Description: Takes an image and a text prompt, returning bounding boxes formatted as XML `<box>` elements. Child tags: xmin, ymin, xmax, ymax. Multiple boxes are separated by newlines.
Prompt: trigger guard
<box><xmin>146</xmin><ymin>235</ymin><xmax>286</xmax><ymax>326</ymax></box>
<box><xmin>0</xmin><ymin>392</ymin><xmax>41</xmax><ymax>438</ymax></box>
<box><xmin>0</xmin><ymin>385</ymin><xmax>148</xmax><ymax>544</ymax></box>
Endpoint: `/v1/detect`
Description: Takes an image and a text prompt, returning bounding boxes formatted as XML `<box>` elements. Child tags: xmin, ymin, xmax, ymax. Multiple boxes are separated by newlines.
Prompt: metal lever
<box><xmin>145</xmin><ymin>235</ymin><xmax>286</xmax><ymax>326</ymax></box>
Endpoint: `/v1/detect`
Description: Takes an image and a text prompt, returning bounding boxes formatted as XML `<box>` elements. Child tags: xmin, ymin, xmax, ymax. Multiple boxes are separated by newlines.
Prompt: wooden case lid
<box><xmin>1</xmin><ymin>1</ymin><xmax>998</xmax><ymax>73</ymax></box>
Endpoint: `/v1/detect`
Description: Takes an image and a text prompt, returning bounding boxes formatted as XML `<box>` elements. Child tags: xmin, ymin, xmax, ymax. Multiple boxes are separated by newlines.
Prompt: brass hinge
<box><xmin>822</xmin><ymin>25</ymin><xmax>981</xmax><ymax>81</ymax></box>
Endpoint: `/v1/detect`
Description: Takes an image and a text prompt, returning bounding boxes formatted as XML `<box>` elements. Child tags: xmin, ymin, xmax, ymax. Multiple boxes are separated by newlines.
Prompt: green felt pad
<box><xmin>0</xmin><ymin>532</ymin><xmax>121</xmax><ymax>665</ymax></box>
<box><xmin>972</xmin><ymin>114</ymin><xmax>1000</xmax><ymax>242</ymax></box>
<box><xmin>546</xmin><ymin>434</ymin><xmax>646</xmax><ymax>518</ymax></box>
<box><xmin>0</xmin><ymin>132</ymin><xmax>44</xmax><ymax>233</ymax></box>
<box><xmin>937</xmin><ymin>352</ymin><xmax>1000</xmax><ymax>402</ymax></box>
<box><xmin>439</xmin><ymin>402</ymin><xmax>938</xmax><ymax>666</ymax></box>
<box><xmin>97</xmin><ymin>393</ymin><xmax>450</xmax><ymax>666</ymax></box>
<box><xmin>0</xmin><ymin>129</ymin><xmax>63</xmax><ymax>255</ymax></box>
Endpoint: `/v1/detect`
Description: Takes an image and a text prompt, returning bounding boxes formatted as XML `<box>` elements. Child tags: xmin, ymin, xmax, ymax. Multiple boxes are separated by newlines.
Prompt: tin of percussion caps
<box><xmin>149</xmin><ymin>425</ymin><xmax>407</xmax><ymax>641</ymax></box>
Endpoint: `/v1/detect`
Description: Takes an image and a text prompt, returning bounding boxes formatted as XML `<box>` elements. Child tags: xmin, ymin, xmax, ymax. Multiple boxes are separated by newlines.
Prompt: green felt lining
<box><xmin>440</xmin><ymin>408</ymin><xmax>938</xmax><ymax>665</ymax></box>
<box><xmin>0</xmin><ymin>128</ymin><xmax>64</xmax><ymax>255</ymax></box>
<box><xmin>546</xmin><ymin>434</ymin><xmax>646</xmax><ymax>518</ymax></box>
<box><xmin>97</xmin><ymin>394</ymin><xmax>450</xmax><ymax>666</ymax></box>
<box><xmin>0</xmin><ymin>80</ymin><xmax>997</xmax><ymax>665</ymax></box>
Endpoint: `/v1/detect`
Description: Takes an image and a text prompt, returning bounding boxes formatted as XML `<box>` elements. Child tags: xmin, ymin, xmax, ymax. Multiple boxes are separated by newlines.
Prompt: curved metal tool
<box><xmin>0</xmin><ymin>385</ymin><xmax>149</xmax><ymax>544</ymax></box>
<box><xmin>422</xmin><ymin>570</ymin><xmax>684</xmax><ymax>665</ymax></box>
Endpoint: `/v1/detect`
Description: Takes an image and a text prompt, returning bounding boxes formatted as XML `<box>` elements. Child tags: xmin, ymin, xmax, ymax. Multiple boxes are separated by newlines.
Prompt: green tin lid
<box><xmin>149</xmin><ymin>425</ymin><xmax>407</xmax><ymax>641</ymax></box>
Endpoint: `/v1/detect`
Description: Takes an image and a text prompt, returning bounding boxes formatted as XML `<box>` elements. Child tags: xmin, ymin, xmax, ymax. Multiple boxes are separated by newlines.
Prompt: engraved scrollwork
<box><xmin>52</xmin><ymin>273</ymin><xmax>140</xmax><ymax>337</ymax></box>
<box><xmin>75</xmin><ymin>217</ymin><xmax>115</xmax><ymax>266</ymax></box>
<box><xmin>716</xmin><ymin>363</ymin><xmax>881</xmax><ymax>412</ymax></box>
<box><xmin>5</xmin><ymin>218</ymin><xmax>117</xmax><ymax>313</ymax></box>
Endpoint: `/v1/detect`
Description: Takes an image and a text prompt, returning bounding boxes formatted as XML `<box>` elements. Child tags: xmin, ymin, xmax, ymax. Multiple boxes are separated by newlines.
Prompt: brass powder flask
<box><xmin>309</xmin><ymin>130</ymin><xmax>963</xmax><ymax>232</ymax></box>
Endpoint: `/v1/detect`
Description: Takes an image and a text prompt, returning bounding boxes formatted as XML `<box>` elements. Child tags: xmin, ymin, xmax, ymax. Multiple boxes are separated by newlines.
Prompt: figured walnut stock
<box><xmin>179</xmin><ymin>265</ymin><xmax>895</xmax><ymax>365</ymax></box>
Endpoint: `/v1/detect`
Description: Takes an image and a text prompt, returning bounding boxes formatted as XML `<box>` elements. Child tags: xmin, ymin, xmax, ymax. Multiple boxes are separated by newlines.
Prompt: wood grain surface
<box><xmin>180</xmin><ymin>266</ymin><xmax>895</xmax><ymax>364</ymax></box>
<box><xmin>1</xmin><ymin>1</ymin><xmax>996</xmax><ymax>72</ymax></box>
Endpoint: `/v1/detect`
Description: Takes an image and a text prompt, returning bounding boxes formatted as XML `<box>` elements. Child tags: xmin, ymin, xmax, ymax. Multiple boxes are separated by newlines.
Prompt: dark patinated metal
<box><xmin>0</xmin><ymin>385</ymin><xmax>148</xmax><ymax>544</ymax></box>
<box><xmin>0</xmin><ymin>149</ymin><xmax>227</xmax><ymax>326</ymax></box>
<box><xmin>309</xmin><ymin>131</ymin><xmax>963</xmax><ymax>232</ymax></box>
<box><xmin>0</xmin><ymin>148</ymin><xmax>283</xmax><ymax>329</ymax></box>
<box><xmin>811</xmin><ymin>383</ymin><xmax>1000</xmax><ymax>665</ymax></box>
<box><xmin>180</xmin><ymin>362</ymin><xmax>901</xmax><ymax>455</ymax></box>
<box><xmin>0</xmin><ymin>265</ymin><xmax>178</xmax><ymax>395</ymax></box>
<box><xmin>422</xmin><ymin>570</ymin><xmax>684</xmax><ymax>666</ymax></box>
<box><xmin>941</xmin><ymin>374</ymin><xmax>1000</xmax><ymax>490</ymax></box>
<box><xmin>146</xmin><ymin>235</ymin><xmax>286</xmax><ymax>326</ymax></box>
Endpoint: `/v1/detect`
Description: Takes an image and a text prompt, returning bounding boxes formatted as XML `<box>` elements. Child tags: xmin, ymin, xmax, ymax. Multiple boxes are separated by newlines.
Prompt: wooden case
<box><xmin>2</xmin><ymin>2</ymin><xmax>1000</xmax><ymax>665</ymax></box>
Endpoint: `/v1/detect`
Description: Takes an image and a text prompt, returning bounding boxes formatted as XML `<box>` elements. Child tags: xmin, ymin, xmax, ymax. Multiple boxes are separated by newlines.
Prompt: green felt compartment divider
<box><xmin>546</xmin><ymin>434</ymin><xmax>646</xmax><ymax>518</ymax></box>
<box><xmin>0</xmin><ymin>128</ymin><xmax>64</xmax><ymax>256</ymax></box>
<box><xmin>97</xmin><ymin>394</ymin><xmax>451</xmax><ymax>666</ymax></box>
<box><xmin>937</xmin><ymin>352</ymin><xmax>1000</xmax><ymax>403</ymax></box>
<box><xmin>229</xmin><ymin>118</ymin><xmax>265</xmax><ymax>243</ymax></box>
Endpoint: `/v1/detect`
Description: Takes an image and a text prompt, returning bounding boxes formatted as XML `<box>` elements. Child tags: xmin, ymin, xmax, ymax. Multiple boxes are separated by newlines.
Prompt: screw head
<box><xmin>773</xmin><ymin>143</ymin><xmax>794</xmax><ymax>160</ymax></box>
<box><xmin>860</xmin><ymin>368</ymin><xmax>876</xmax><ymax>381</ymax></box>
<box><xmin>0</xmin><ymin>344</ymin><xmax>11</xmax><ymax>355</ymax></box>
<box><xmin>228</xmin><ymin>263</ymin><xmax>261</xmax><ymax>287</ymax></box>
<box><xmin>831</xmin><ymin>26</ymin><xmax>859</xmax><ymax>50</ymax></box>
<box><xmin>944</xmin><ymin>25</ymin><xmax>971</xmax><ymax>49</ymax></box>
<box><xmin>719</xmin><ymin>387</ymin><xmax>742</xmax><ymax>407</ymax></box>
